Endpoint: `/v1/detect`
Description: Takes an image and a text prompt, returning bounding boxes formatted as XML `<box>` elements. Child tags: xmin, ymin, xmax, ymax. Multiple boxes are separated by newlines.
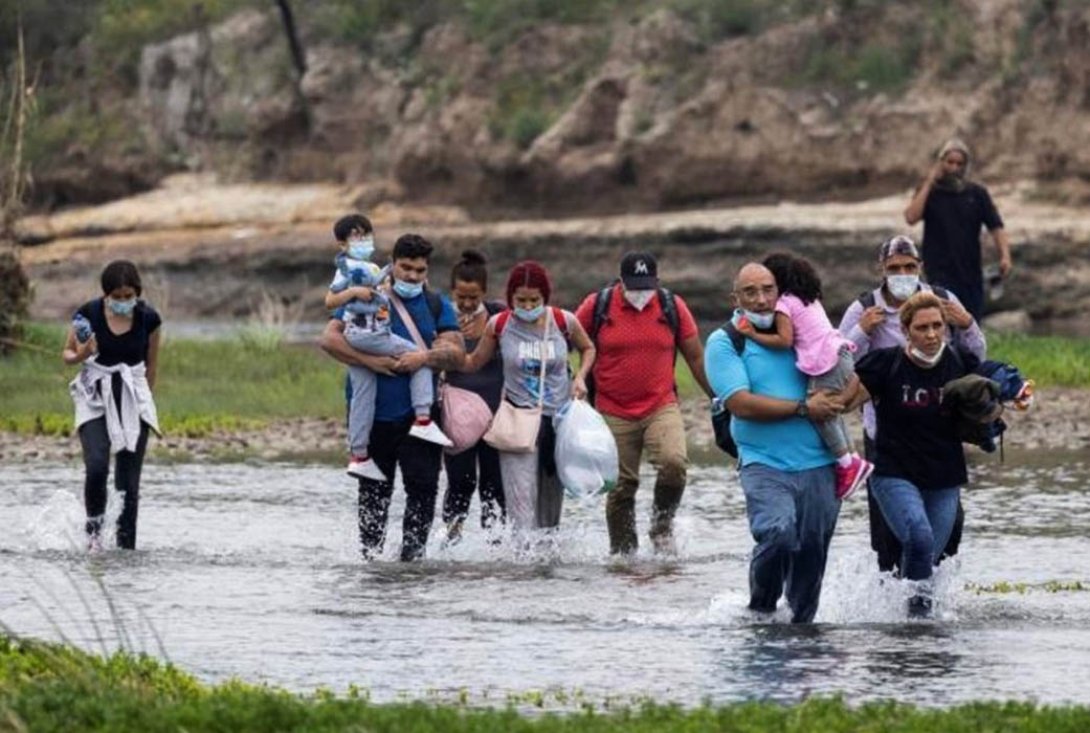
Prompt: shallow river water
<box><xmin>2</xmin><ymin>453</ymin><xmax>1089</xmax><ymax>708</ymax></box>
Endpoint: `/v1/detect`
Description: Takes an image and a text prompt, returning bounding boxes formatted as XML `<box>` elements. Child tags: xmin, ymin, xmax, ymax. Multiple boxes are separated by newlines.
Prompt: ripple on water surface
<box><xmin>1</xmin><ymin>456</ymin><xmax>1089</xmax><ymax>706</ymax></box>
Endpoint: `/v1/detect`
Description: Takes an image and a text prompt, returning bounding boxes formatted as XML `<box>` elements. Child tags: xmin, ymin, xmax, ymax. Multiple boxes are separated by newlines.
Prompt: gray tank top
<box><xmin>496</xmin><ymin>308</ymin><xmax>574</xmax><ymax>417</ymax></box>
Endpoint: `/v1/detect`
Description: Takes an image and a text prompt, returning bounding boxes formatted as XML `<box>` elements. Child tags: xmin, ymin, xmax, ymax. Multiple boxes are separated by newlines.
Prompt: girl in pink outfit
<box><xmin>738</xmin><ymin>252</ymin><xmax>873</xmax><ymax>500</ymax></box>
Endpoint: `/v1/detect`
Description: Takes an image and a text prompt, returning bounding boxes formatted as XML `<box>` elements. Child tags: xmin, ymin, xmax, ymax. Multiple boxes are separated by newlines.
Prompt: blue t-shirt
<box><xmin>704</xmin><ymin>317</ymin><xmax>833</xmax><ymax>471</ymax></box>
<box><xmin>335</xmin><ymin>289</ymin><xmax>459</xmax><ymax>422</ymax></box>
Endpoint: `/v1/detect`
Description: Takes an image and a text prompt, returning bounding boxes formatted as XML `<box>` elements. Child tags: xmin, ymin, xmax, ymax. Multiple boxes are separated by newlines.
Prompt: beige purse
<box><xmin>482</xmin><ymin>314</ymin><xmax>550</xmax><ymax>453</ymax></box>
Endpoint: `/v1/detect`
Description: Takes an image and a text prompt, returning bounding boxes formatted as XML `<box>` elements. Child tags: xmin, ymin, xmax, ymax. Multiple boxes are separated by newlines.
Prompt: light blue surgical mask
<box><xmin>514</xmin><ymin>305</ymin><xmax>545</xmax><ymax>322</ymax></box>
<box><xmin>737</xmin><ymin>308</ymin><xmax>774</xmax><ymax>330</ymax></box>
<box><xmin>392</xmin><ymin>279</ymin><xmax>424</xmax><ymax>299</ymax></box>
<box><xmin>107</xmin><ymin>297</ymin><xmax>137</xmax><ymax>317</ymax></box>
<box><xmin>886</xmin><ymin>274</ymin><xmax>920</xmax><ymax>302</ymax></box>
<box><xmin>347</xmin><ymin>236</ymin><xmax>374</xmax><ymax>261</ymax></box>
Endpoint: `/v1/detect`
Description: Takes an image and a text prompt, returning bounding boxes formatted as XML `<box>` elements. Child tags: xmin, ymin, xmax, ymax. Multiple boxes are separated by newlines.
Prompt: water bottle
<box><xmin>72</xmin><ymin>314</ymin><xmax>94</xmax><ymax>343</ymax></box>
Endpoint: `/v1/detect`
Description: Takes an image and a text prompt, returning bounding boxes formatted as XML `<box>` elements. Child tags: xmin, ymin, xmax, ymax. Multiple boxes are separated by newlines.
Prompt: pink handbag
<box><xmin>388</xmin><ymin>290</ymin><xmax>496</xmax><ymax>455</ymax></box>
<box><xmin>439</xmin><ymin>382</ymin><xmax>494</xmax><ymax>455</ymax></box>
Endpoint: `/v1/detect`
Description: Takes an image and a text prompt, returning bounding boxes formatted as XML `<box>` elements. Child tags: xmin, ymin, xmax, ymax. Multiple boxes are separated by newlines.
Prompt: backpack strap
<box><xmin>589</xmin><ymin>283</ymin><xmax>616</xmax><ymax>343</ymax></box>
<box><xmin>592</xmin><ymin>281</ymin><xmax>681</xmax><ymax>348</ymax></box>
<box><xmin>719</xmin><ymin>320</ymin><xmax>747</xmax><ymax>356</ymax></box>
<box><xmin>423</xmin><ymin>288</ymin><xmax>443</xmax><ymax>323</ymax></box>
<box><xmin>493</xmin><ymin>310</ymin><xmax>512</xmax><ymax>337</ymax></box>
<box><xmin>494</xmin><ymin>307</ymin><xmax>568</xmax><ymax>339</ymax></box>
<box><xmin>657</xmin><ymin>287</ymin><xmax>682</xmax><ymax>347</ymax></box>
<box><xmin>550</xmin><ymin>306</ymin><xmax>570</xmax><ymax>338</ymax></box>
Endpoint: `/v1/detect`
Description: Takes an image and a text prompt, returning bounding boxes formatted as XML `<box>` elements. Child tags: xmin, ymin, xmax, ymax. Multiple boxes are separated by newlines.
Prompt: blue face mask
<box><xmin>108</xmin><ymin>297</ymin><xmax>137</xmax><ymax>317</ymax></box>
<box><xmin>737</xmin><ymin>308</ymin><xmax>774</xmax><ymax>330</ymax></box>
<box><xmin>393</xmin><ymin>279</ymin><xmax>424</xmax><ymax>299</ymax></box>
<box><xmin>514</xmin><ymin>305</ymin><xmax>545</xmax><ymax>322</ymax></box>
<box><xmin>347</xmin><ymin>236</ymin><xmax>374</xmax><ymax>261</ymax></box>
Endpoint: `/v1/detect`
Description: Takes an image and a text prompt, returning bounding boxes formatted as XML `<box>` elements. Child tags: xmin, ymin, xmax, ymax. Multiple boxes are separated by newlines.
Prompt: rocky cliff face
<box><xmin>122</xmin><ymin>1</ymin><xmax>1090</xmax><ymax>216</ymax></box>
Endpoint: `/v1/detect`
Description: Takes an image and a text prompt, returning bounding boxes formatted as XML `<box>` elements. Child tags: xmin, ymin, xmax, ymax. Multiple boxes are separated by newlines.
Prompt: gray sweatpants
<box><xmin>808</xmin><ymin>345</ymin><xmax>855</xmax><ymax>457</ymax></box>
<box><xmin>346</xmin><ymin>325</ymin><xmax>433</xmax><ymax>455</ymax></box>
<box><xmin>498</xmin><ymin>415</ymin><xmax>563</xmax><ymax>532</ymax></box>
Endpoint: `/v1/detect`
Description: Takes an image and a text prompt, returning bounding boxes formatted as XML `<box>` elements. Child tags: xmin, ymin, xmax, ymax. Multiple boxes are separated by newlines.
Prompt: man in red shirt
<box><xmin>575</xmin><ymin>252</ymin><xmax>714</xmax><ymax>555</ymax></box>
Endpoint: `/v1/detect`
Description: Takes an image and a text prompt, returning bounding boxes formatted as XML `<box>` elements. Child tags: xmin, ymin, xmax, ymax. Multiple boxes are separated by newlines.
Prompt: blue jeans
<box><xmin>870</xmin><ymin>476</ymin><xmax>960</xmax><ymax>582</ymax></box>
<box><xmin>739</xmin><ymin>463</ymin><xmax>839</xmax><ymax>623</ymax></box>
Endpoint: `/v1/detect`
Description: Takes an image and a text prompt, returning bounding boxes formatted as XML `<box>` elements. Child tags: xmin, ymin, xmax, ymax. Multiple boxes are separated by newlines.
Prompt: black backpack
<box><xmin>585</xmin><ymin>281</ymin><xmax>682</xmax><ymax>405</ymax></box>
<box><xmin>710</xmin><ymin>320</ymin><xmax>747</xmax><ymax>458</ymax></box>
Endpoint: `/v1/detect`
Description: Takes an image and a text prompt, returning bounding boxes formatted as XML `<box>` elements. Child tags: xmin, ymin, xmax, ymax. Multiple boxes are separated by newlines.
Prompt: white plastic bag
<box><xmin>553</xmin><ymin>399</ymin><xmax>619</xmax><ymax>499</ymax></box>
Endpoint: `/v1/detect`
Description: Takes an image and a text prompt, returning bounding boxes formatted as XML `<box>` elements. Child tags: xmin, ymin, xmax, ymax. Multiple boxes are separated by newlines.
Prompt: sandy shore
<box><xmin>2</xmin><ymin>387</ymin><xmax>1087</xmax><ymax>465</ymax></box>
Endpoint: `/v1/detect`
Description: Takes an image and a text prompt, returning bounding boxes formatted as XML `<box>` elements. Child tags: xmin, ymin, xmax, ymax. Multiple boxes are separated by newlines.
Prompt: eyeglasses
<box><xmin>736</xmin><ymin>284</ymin><xmax>777</xmax><ymax>299</ymax></box>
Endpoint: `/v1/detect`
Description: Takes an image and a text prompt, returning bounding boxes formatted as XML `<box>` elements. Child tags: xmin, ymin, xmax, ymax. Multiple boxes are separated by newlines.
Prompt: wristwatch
<box><xmin>795</xmin><ymin>399</ymin><xmax>809</xmax><ymax>418</ymax></box>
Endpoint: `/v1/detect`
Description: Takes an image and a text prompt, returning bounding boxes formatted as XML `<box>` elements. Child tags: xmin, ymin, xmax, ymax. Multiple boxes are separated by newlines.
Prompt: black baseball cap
<box><xmin>620</xmin><ymin>251</ymin><xmax>659</xmax><ymax>289</ymax></box>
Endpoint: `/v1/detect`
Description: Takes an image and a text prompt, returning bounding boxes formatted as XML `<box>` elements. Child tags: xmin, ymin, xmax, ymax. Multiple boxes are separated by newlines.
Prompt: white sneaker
<box><xmin>87</xmin><ymin>534</ymin><xmax>103</xmax><ymax>553</ymax></box>
<box><xmin>347</xmin><ymin>456</ymin><xmax>386</xmax><ymax>481</ymax></box>
<box><xmin>408</xmin><ymin>421</ymin><xmax>453</xmax><ymax>447</ymax></box>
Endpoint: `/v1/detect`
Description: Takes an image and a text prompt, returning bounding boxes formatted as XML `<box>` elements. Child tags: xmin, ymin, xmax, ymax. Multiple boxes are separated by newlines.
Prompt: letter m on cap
<box><xmin>634</xmin><ymin>260</ymin><xmax>649</xmax><ymax>274</ymax></box>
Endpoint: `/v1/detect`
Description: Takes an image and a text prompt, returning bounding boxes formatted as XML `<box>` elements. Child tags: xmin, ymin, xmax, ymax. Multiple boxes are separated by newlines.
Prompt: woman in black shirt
<box><xmin>848</xmin><ymin>292</ymin><xmax>977</xmax><ymax>617</ymax></box>
<box><xmin>442</xmin><ymin>250</ymin><xmax>507</xmax><ymax>543</ymax></box>
<box><xmin>62</xmin><ymin>260</ymin><xmax>162</xmax><ymax>551</ymax></box>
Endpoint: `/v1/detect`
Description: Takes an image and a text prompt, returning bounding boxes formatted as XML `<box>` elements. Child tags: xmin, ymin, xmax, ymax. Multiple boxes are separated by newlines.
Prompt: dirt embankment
<box><xmin>18</xmin><ymin>175</ymin><xmax>1090</xmax><ymax>335</ymax></box>
<box><xmin>2</xmin><ymin>388</ymin><xmax>1087</xmax><ymax>465</ymax></box>
<box><xmin>22</xmin><ymin>1</ymin><xmax>1090</xmax><ymax>217</ymax></box>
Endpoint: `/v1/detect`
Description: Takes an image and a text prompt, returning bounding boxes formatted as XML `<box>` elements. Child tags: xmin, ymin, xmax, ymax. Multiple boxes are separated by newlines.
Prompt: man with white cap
<box><xmin>904</xmin><ymin>137</ymin><xmax>1012</xmax><ymax>321</ymax></box>
<box><xmin>839</xmin><ymin>234</ymin><xmax>986</xmax><ymax>573</ymax></box>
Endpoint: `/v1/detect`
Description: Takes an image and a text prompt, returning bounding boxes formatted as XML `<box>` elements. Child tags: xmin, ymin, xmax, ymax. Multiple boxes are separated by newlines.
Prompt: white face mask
<box><xmin>624</xmin><ymin>289</ymin><xmax>655</xmax><ymax>311</ymax></box>
<box><xmin>738</xmin><ymin>308</ymin><xmax>776</xmax><ymax>331</ymax></box>
<box><xmin>457</xmin><ymin>302</ymin><xmax>486</xmax><ymax>326</ymax></box>
<box><xmin>909</xmin><ymin>342</ymin><xmax>946</xmax><ymax>367</ymax></box>
<box><xmin>886</xmin><ymin>274</ymin><xmax>920</xmax><ymax>301</ymax></box>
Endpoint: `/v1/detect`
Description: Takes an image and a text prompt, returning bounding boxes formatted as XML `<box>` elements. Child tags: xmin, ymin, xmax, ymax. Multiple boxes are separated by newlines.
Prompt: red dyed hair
<box><xmin>505</xmin><ymin>260</ymin><xmax>552</xmax><ymax>306</ymax></box>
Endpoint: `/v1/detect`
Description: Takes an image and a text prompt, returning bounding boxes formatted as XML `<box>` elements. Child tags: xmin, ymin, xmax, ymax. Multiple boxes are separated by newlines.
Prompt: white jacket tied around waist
<box><xmin>70</xmin><ymin>358</ymin><xmax>161</xmax><ymax>454</ymax></box>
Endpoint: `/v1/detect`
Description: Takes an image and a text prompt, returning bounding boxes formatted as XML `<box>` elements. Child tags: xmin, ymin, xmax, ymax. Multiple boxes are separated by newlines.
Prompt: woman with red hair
<box><xmin>461</xmin><ymin>260</ymin><xmax>596</xmax><ymax>534</ymax></box>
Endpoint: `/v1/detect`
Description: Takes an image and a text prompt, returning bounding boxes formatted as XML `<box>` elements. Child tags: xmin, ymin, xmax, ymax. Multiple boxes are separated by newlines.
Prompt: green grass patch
<box><xmin>6</xmin><ymin>635</ymin><xmax>1090</xmax><ymax>731</ymax></box>
<box><xmin>0</xmin><ymin>323</ymin><xmax>346</xmax><ymax>437</ymax></box>
<box><xmin>966</xmin><ymin>580</ymin><xmax>1088</xmax><ymax>595</ymax></box>
<box><xmin>3</xmin><ymin>325</ymin><xmax>1086</xmax><ymax>439</ymax></box>
<box><xmin>986</xmin><ymin>332</ymin><xmax>1090</xmax><ymax>388</ymax></box>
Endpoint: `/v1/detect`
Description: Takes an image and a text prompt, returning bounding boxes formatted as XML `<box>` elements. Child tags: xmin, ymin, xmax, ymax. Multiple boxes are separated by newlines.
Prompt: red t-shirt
<box><xmin>575</xmin><ymin>284</ymin><xmax>698</xmax><ymax>420</ymax></box>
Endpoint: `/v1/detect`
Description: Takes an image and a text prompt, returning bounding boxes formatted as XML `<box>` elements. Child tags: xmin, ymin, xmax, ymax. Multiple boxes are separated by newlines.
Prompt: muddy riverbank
<box><xmin>2</xmin><ymin>388</ymin><xmax>1086</xmax><ymax>465</ymax></box>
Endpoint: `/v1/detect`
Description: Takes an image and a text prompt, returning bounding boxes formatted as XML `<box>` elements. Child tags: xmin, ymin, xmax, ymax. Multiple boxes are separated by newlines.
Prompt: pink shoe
<box><xmin>835</xmin><ymin>455</ymin><xmax>874</xmax><ymax>501</ymax></box>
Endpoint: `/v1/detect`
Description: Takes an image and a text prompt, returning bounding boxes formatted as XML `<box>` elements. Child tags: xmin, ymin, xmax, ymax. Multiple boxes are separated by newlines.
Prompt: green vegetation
<box><xmin>986</xmin><ymin>332</ymin><xmax>1090</xmax><ymax>388</ymax></box>
<box><xmin>6</xmin><ymin>636</ymin><xmax>1090</xmax><ymax>731</ymax></box>
<box><xmin>966</xmin><ymin>580</ymin><xmax>1088</xmax><ymax>595</ymax></box>
<box><xmin>0</xmin><ymin>323</ymin><xmax>345</xmax><ymax>438</ymax></box>
<box><xmin>2</xmin><ymin>324</ymin><xmax>1088</xmax><ymax>439</ymax></box>
<box><xmin>489</xmin><ymin>74</ymin><xmax>558</xmax><ymax>150</ymax></box>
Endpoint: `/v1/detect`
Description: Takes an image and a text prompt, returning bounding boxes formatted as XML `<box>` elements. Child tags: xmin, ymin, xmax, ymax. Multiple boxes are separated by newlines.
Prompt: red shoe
<box><xmin>835</xmin><ymin>455</ymin><xmax>874</xmax><ymax>501</ymax></box>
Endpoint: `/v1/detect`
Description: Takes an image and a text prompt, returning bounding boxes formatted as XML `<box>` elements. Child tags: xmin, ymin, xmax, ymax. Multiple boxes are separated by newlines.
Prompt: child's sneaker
<box><xmin>408</xmin><ymin>419</ymin><xmax>453</xmax><ymax>447</ymax></box>
<box><xmin>1013</xmin><ymin>379</ymin><xmax>1035</xmax><ymax>411</ymax></box>
<box><xmin>347</xmin><ymin>455</ymin><xmax>385</xmax><ymax>481</ymax></box>
<box><xmin>87</xmin><ymin>533</ymin><xmax>103</xmax><ymax>554</ymax></box>
<box><xmin>835</xmin><ymin>454</ymin><xmax>874</xmax><ymax>501</ymax></box>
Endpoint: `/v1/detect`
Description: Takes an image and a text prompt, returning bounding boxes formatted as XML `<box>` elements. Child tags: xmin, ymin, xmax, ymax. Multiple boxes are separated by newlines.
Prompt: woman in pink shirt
<box><xmin>738</xmin><ymin>252</ymin><xmax>873</xmax><ymax>500</ymax></box>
